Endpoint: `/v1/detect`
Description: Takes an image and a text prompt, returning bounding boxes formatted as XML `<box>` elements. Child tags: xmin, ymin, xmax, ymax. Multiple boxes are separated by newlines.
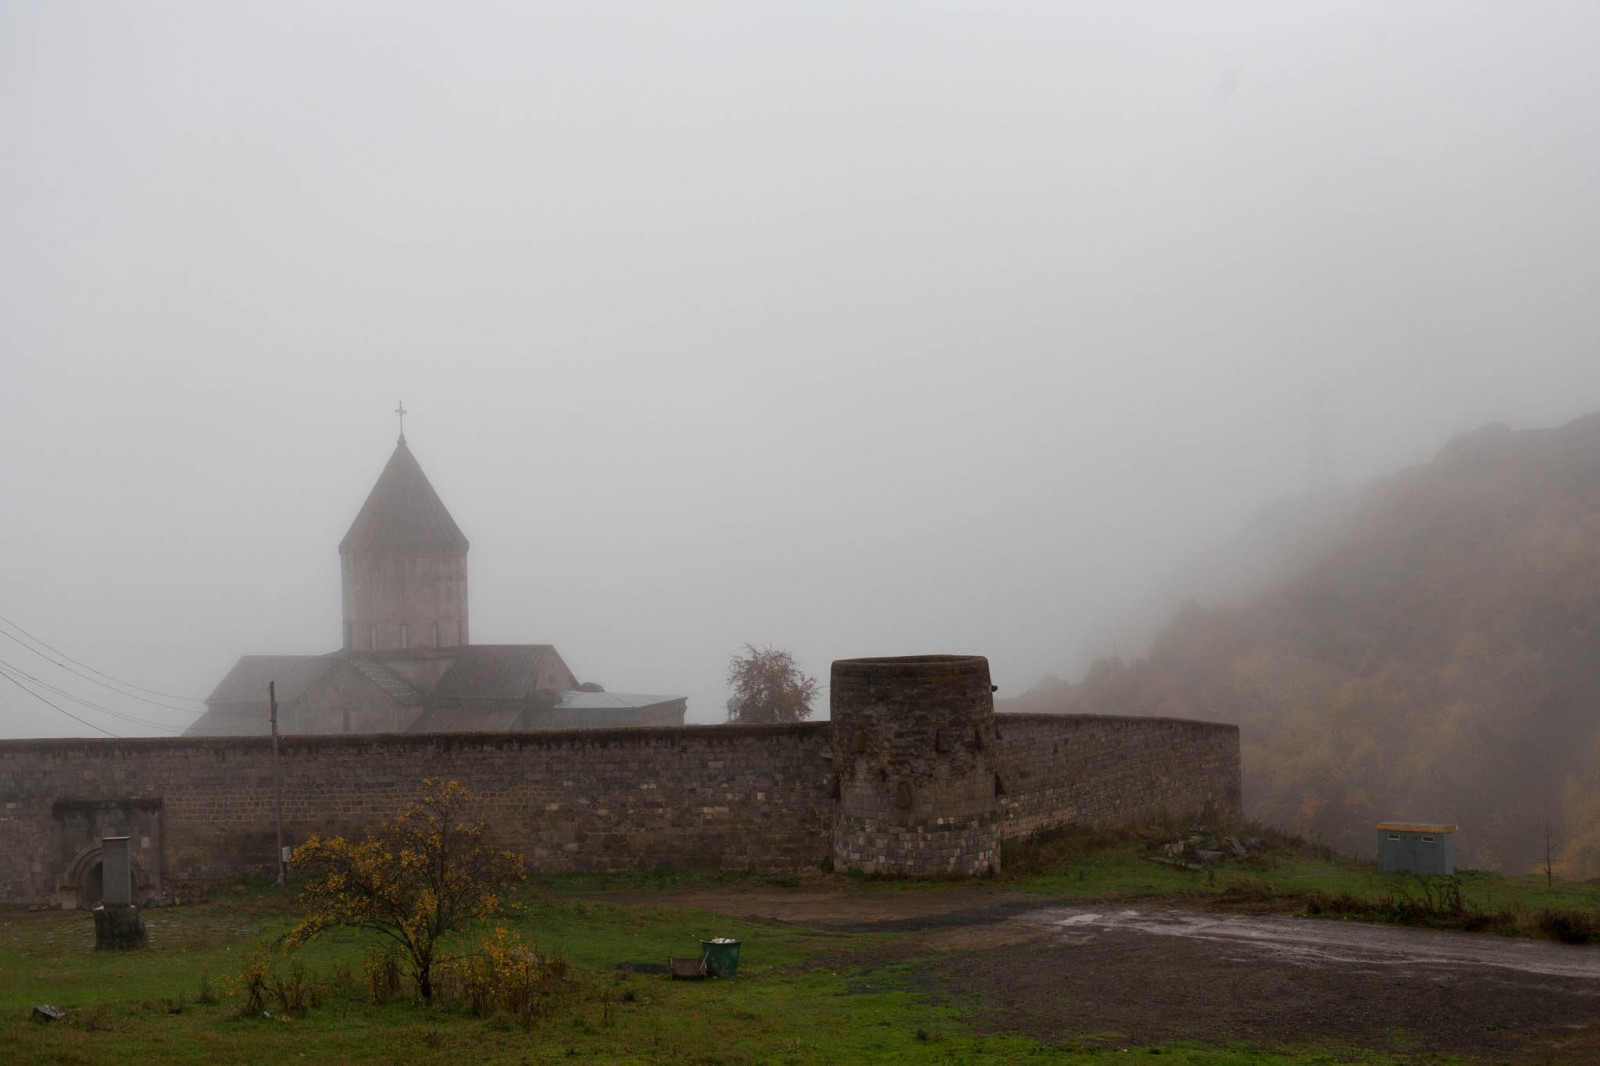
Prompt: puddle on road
<box><xmin>1039</xmin><ymin>906</ymin><xmax>1600</xmax><ymax>983</ymax></box>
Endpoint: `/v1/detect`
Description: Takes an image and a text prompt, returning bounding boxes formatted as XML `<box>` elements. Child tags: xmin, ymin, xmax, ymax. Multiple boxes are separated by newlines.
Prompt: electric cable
<box><xmin>0</xmin><ymin>657</ymin><xmax>186</xmax><ymax>733</ymax></box>
<box><xmin>0</xmin><ymin>618</ymin><xmax>203</xmax><ymax>714</ymax></box>
<box><xmin>0</xmin><ymin>666</ymin><xmax>119</xmax><ymax>738</ymax></box>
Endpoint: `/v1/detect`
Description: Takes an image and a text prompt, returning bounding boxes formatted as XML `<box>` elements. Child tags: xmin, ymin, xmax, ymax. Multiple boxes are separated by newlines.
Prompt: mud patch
<box><xmin>915</xmin><ymin>909</ymin><xmax>1600</xmax><ymax>1061</ymax></box>
<box><xmin>617</xmin><ymin>879</ymin><xmax>1600</xmax><ymax>1061</ymax></box>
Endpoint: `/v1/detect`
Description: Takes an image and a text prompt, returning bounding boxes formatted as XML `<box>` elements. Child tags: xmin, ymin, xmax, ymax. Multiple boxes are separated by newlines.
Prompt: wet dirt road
<box><xmin>1037</xmin><ymin>904</ymin><xmax>1600</xmax><ymax>982</ymax></box>
<box><xmin>622</xmin><ymin>882</ymin><xmax>1600</xmax><ymax>1061</ymax></box>
<box><xmin>924</xmin><ymin>903</ymin><xmax>1600</xmax><ymax>1061</ymax></box>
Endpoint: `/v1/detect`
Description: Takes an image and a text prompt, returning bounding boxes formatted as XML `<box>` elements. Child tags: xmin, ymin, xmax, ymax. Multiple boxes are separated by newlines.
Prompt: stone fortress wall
<box><xmin>0</xmin><ymin>656</ymin><xmax>1240</xmax><ymax>907</ymax></box>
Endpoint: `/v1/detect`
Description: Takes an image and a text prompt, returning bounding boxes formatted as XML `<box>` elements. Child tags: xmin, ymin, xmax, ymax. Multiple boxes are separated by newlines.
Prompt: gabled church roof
<box><xmin>431</xmin><ymin>645</ymin><xmax>576</xmax><ymax>701</ymax></box>
<box><xmin>204</xmin><ymin>655</ymin><xmax>340</xmax><ymax>707</ymax></box>
<box><xmin>187</xmin><ymin>654</ymin><xmax>342</xmax><ymax>736</ymax></box>
<box><xmin>344</xmin><ymin>656</ymin><xmax>425</xmax><ymax>706</ymax></box>
<box><xmin>339</xmin><ymin>437</ymin><xmax>469</xmax><ymax>554</ymax></box>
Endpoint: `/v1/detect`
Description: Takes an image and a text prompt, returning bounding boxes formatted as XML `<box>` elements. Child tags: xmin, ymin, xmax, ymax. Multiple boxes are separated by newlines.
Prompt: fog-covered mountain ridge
<box><xmin>1013</xmin><ymin>412</ymin><xmax>1600</xmax><ymax>875</ymax></box>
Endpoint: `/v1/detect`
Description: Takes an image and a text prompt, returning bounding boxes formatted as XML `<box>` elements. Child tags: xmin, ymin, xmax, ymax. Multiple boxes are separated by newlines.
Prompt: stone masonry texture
<box><xmin>831</xmin><ymin>656</ymin><xmax>1002</xmax><ymax>877</ymax></box>
<box><xmin>995</xmin><ymin>712</ymin><xmax>1242</xmax><ymax>837</ymax></box>
<box><xmin>0</xmin><ymin>705</ymin><xmax>1240</xmax><ymax>906</ymax></box>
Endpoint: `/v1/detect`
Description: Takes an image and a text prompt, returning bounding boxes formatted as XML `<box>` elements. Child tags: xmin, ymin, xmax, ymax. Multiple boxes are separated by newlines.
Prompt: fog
<box><xmin>4</xmin><ymin>2</ymin><xmax>1600</xmax><ymax>737</ymax></box>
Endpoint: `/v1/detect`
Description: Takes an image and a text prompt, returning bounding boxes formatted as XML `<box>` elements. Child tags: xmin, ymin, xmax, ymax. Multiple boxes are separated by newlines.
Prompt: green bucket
<box><xmin>701</xmin><ymin>938</ymin><xmax>741</xmax><ymax>980</ymax></box>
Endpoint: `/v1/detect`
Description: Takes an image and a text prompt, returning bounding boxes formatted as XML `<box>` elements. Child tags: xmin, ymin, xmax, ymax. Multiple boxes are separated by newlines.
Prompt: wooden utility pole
<box><xmin>1546</xmin><ymin>821</ymin><xmax>1555</xmax><ymax>889</ymax></box>
<box><xmin>270</xmin><ymin>680</ymin><xmax>285</xmax><ymax>887</ymax></box>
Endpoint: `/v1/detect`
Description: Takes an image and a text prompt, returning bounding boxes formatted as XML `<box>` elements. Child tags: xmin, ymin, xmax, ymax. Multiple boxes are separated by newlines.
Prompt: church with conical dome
<box><xmin>187</xmin><ymin>429</ymin><xmax>686</xmax><ymax>736</ymax></box>
<box><xmin>339</xmin><ymin>433</ymin><xmax>471</xmax><ymax>655</ymax></box>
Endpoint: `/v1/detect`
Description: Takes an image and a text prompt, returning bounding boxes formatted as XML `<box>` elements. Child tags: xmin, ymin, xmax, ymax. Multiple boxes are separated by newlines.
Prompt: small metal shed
<box><xmin>1377</xmin><ymin>822</ymin><xmax>1456</xmax><ymax>875</ymax></box>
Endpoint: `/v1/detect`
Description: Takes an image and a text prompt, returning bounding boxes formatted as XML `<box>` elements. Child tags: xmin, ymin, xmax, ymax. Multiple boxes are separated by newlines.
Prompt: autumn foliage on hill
<box><xmin>1016</xmin><ymin>414</ymin><xmax>1600</xmax><ymax>876</ymax></box>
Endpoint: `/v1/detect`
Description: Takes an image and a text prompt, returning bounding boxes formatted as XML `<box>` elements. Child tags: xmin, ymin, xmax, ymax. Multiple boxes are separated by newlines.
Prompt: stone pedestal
<box><xmin>94</xmin><ymin>904</ymin><xmax>146</xmax><ymax>950</ymax></box>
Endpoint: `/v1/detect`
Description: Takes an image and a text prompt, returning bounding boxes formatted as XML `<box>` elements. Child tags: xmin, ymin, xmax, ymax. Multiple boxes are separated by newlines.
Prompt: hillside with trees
<box><xmin>1014</xmin><ymin>414</ymin><xmax>1600</xmax><ymax>876</ymax></box>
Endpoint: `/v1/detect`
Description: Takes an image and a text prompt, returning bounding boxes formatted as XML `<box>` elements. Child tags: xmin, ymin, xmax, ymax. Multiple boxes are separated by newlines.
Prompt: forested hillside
<box><xmin>1015</xmin><ymin>414</ymin><xmax>1600</xmax><ymax>875</ymax></box>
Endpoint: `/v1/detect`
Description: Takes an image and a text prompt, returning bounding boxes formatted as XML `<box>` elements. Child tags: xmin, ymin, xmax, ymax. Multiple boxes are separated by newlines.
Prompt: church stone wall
<box><xmin>291</xmin><ymin>667</ymin><xmax>418</xmax><ymax>734</ymax></box>
<box><xmin>342</xmin><ymin>551</ymin><xmax>469</xmax><ymax>652</ymax></box>
<box><xmin>0</xmin><ymin>711</ymin><xmax>1240</xmax><ymax>906</ymax></box>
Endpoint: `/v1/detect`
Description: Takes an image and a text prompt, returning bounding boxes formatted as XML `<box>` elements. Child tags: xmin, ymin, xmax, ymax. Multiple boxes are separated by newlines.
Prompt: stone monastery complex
<box><xmin>0</xmin><ymin>433</ymin><xmax>1241</xmax><ymax>908</ymax></box>
<box><xmin>187</xmin><ymin>431</ymin><xmax>686</xmax><ymax>738</ymax></box>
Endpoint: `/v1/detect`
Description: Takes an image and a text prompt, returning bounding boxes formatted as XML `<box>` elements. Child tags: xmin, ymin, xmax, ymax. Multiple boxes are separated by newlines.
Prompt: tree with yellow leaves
<box><xmin>288</xmin><ymin>779</ymin><xmax>523</xmax><ymax>1004</ymax></box>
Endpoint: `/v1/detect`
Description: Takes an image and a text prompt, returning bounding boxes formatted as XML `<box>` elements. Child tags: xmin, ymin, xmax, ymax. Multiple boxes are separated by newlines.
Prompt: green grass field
<box><xmin>4</xmin><ymin>827</ymin><xmax>1590</xmax><ymax>1064</ymax></box>
<box><xmin>1002</xmin><ymin>823</ymin><xmax>1600</xmax><ymax>937</ymax></box>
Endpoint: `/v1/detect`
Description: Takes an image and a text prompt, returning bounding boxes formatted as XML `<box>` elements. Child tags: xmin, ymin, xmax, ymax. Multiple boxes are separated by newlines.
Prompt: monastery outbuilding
<box><xmin>185</xmin><ymin>429</ymin><xmax>685</xmax><ymax>737</ymax></box>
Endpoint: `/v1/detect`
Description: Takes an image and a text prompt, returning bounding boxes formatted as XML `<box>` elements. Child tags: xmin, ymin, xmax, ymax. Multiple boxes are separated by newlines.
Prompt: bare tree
<box><xmin>725</xmin><ymin>644</ymin><xmax>818</xmax><ymax>724</ymax></box>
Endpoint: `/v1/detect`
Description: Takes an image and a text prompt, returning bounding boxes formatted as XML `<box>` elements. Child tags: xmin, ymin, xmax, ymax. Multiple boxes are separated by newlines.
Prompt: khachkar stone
<box><xmin>830</xmin><ymin>655</ymin><xmax>1001</xmax><ymax>877</ymax></box>
<box><xmin>93</xmin><ymin>836</ymin><xmax>145</xmax><ymax>950</ymax></box>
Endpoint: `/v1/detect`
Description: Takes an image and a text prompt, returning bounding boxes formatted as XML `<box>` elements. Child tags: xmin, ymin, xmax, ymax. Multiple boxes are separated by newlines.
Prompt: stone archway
<box><xmin>50</xmin><ymin>798</ymin><xmax>165</xmax><ymax>909</ymax></box>
<box><xmin>80</xmin><ymin>860</ymin><xmax>104</xmax><ymax>910</ymax></box>
<box><xmin>60</xmin><ymin>844</ymin><xmax>150</xmax><ymax>910</ymax></box>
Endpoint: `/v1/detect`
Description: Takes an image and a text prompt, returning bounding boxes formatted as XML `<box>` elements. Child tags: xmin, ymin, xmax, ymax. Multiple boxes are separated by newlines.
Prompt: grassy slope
<box><xmin>1001</xmin><ymin>825</ymin><xmax>1600</xmax><ymax>935</ymax></box>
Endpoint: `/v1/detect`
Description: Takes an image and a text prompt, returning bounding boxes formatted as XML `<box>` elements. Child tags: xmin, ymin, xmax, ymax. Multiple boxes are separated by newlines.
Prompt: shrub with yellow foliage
<box><xmin>288</xmin><ymin>778</ymin><xmax>524</xmax><ymax>1004</ymax></box>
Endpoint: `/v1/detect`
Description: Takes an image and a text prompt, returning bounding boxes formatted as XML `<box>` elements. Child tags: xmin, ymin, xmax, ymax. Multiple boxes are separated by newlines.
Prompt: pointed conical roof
<box><xmin>339</xmin><ymin>437</ymin><xmax>469</xmax><ymax>553</ymax></box>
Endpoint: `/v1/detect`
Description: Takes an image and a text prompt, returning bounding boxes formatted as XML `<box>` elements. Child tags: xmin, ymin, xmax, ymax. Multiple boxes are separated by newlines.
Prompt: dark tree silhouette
<box><xmin>725</xmin><ymin>644</ymin><xmax>818</xmax><ymax>724</ymax></box>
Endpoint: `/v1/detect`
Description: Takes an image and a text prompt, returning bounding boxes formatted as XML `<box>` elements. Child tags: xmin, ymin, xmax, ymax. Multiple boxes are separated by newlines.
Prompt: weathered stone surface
<box><xmin>0</xmin><ymin>703</ymin><xmax>1241</xmax><ymax>904</ymax></box>
<box><xmin>94</xmin><ymin>904</ymin><xmax>145</xmax><ymax>950</ymax></box>
<box><xmin>0</xmin><ymin>725</ymin><xmax>835</xmax><ymax>903</ymax></box>
<box><xmin>100</xmin><ymin>836</ymin><xmax>133</xmax><ymax>906</ymax></box>
<box><xmin>831</xmin><ymin>656</ymin><xmax>1001</xmax><ymax>877</ymax></box>
<box><xmin>993</xmin><ymin>714</ymin><xmax>1242</xmax><ymax>839</ymax></box>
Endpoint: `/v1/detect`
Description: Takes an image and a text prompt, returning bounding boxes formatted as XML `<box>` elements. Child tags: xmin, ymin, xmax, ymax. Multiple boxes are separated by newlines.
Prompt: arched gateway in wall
<box><xmin>46</xmin><ymin>797</ymin><xmax>165</xmax><ymax>910</ymax></box>
<box><xmin>58</xmin><ymin>842</ymin><xmax>152</xmax><ymax>910</ymax></box>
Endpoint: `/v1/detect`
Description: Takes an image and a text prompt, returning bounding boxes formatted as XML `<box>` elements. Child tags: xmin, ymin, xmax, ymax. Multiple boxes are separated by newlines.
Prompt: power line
<box><xmin>0</xmin><ymin>613</ymin><xmax>204</xmax><ymax>701</ymax></box>
<box><xmin>0</xmin><ymin>665</ymin><xmax>119</xmax><ymax>738</ymax></box>
<box><xmin>0</xmin><ymin>656</ymin><xmax>196</xmax><ymax>726</ymax></box>
<box><xmin>0</xmin><ymin>616</ymin><xmax>204</xmax><ymax>713</ymax></box>
<box><xmin>0</xmin><ymin>657</ymin><xmax>186</xmax><ymax>733</ymax></box>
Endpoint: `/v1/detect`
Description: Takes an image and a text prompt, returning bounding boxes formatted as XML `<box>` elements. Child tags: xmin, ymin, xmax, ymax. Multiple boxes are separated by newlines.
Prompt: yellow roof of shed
<box><xmin>1376</xmin><ymin>822</ymin><xmax>1456</xmax><ymax>834</ymax></box>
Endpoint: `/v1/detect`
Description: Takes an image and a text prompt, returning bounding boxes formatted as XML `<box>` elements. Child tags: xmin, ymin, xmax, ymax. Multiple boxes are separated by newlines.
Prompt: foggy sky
<box><xmin>4</xmin><ymin>2</ymin><xmax>1600</xmax><ymax>736</ymax></box>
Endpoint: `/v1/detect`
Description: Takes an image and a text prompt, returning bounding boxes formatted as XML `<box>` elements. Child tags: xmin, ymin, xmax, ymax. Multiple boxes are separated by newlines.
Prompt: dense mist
<box><xmin>1013</xmin><ymin>415</ymin><xmax>1600</xmax><ymax>875</ymax></box>
<box><xmin>4</xmin><ymin>2</ymin><xmax>1600</xmax><ymax>738</ymax></box>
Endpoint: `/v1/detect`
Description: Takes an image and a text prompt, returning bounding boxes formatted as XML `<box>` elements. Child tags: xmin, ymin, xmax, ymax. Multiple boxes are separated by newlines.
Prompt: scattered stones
<box><xmin>31</xmin><ymin>1005</ymin><xmax>65</xmax><ymax>1023</ymax></box>
<box><xmin>1148</xmin><ymin>826</ymin><xmax>1267</xmax><ymax>871</ymax></box>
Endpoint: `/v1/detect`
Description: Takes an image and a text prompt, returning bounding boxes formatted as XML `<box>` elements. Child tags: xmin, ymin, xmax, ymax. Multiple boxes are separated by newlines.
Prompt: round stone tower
<box><xmin>830</xmin><ymin>655</ymin><xmax>1001</xmax><ymax>876</ymax></box>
